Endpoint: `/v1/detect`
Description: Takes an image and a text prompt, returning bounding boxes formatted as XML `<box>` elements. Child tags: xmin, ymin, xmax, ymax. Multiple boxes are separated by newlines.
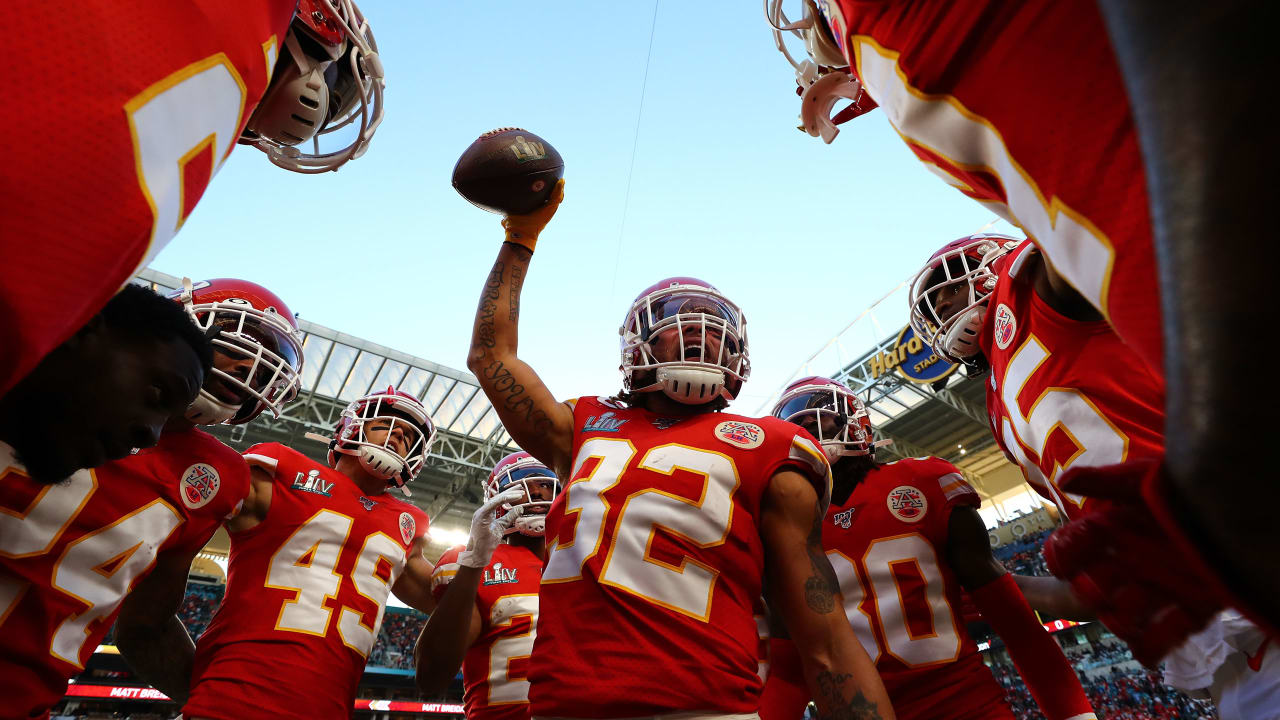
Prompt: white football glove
<box><xmin>457</xmin><ymin>488</ymin><xmax>525</xmax><ymax>568</ymax></box>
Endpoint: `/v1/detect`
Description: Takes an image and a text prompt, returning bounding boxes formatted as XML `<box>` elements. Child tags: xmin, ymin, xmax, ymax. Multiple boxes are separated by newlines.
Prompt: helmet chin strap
<box><xmin>185</xmin><ymin>391</ymin><xmax>239</xmax><ymax>425</ymax></box>
<box><xmin>797</xmin><ymin>61</ymin><xmax>864</xmax><ymax>144</ymax></box>
<box><xmin>512</xmin><ymin>514</ymin><xmax>546</xmax><ymax>537</ymax></box>
<box><xmin>943</xmin><ymin>306</ymin><xmax>987</xmax><ymax>360</ymax></box>
<box><xmin>357</xmin><ymin>445</ymin><xmax>404</xmax><ymax>483</ymax></box>
<box><xmin>653</xmin><ymin>366</ymin><xmax>729</xmax><ymax>405</ymax></box>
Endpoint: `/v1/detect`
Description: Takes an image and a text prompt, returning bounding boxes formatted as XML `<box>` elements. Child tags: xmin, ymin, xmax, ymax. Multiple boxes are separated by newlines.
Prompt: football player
<box><xmin>762</xmin><ymin>377</ymin><xmax>1094</xmax><ymax>720</ymax></box>
<box><xmin>0</xmin><ymin>278</ymin><xmax>300</xmax><ymax>719</ymax></box>
<box><xmin>1</xmin><ymin>0</ymin><xmax>384</xmax><ymax>408</ymax></box>
<box><xmin>766</xmin><ymin>0</ymin><xmax>1274</xmax><ymax>642</ymax></box>
<box><xmin>909</xmin><ymin>234</ymin><xmax>1169</xmax><ymax>655</ymax></box>
<box><xmin>912</xmin><ymin>235</ymin><xmax>1279</xmax><ymax>697</ymax></box>
<box><xmin>465</xmin><ymin>182</ymin><xmax>894</xmax><ymax>719</ymax></box>
<box><xmin>414</xmin><ymin>452</ymin><xmax>561</xmax><ymax>719</ymax></box>
<box><xmin>0</xmin><ymin>283</ymin><xmax>211</xmax><ymax>485</ymax></box>
<box><xmin>181</xmin><ymin>387</ymin><xmax>438</xmax><ymax>719</ymax></box>
<box><xmin>108</xmin><ymin>278</ymin><xmax>303</xmax><ymax>696</ymax></box>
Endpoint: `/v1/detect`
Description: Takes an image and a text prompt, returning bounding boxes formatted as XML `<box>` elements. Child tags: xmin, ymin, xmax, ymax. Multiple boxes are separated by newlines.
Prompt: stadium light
<box><xmin>428</xmin><ymin>526</ymin><xmax>470</xmax><ymax>547</ymax></box>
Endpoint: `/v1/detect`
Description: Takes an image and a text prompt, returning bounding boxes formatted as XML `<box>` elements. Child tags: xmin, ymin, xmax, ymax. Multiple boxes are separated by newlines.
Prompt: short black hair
<box><xmin>99</xmin><ymin>284</ymin><xmax>214</xmax><ymax>375</ymax></box>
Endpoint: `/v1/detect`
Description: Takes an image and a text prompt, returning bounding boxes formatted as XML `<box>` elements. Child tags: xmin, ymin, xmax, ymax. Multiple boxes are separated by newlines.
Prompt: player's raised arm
<box><xmin>946</xmin><ymin>506</ymin><xmax>1095</xmax><ymax>720</ymax></box>
<box><xmin>760</xmin><ymin>469</ymin><xmax>893</xmax><ymax>720</ymax></box>
<box><xmin>466</xmin><ymin>180</ymin><xmax>574</xmax><ymax>475</ymax></box>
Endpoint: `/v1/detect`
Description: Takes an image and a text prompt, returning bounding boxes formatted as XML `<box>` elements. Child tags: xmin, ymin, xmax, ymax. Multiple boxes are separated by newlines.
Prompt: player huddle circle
<box><xmin>1</xmin><ymin>1</ymin><xmax>1270</xmax><ymax>719</ymax></box>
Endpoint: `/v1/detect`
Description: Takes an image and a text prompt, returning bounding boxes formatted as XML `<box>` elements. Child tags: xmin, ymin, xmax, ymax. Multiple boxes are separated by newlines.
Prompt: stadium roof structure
<box><xmin>136</xmin><ymin>269</ymin><xmax>516</xmax><ymax>549</ymax></box>
<box><xmin>758</xmin><ymin>282</ymin><xmax>1044</xmax><ymax>525</ymax></box>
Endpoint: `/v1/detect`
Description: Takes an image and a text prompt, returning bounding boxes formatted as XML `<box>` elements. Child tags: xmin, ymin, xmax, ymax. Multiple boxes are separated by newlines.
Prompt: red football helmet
<box><xmin>329</xmin><ymin>387</ymin><xmax>435</xmax><ymax>490</ymax></box>
<box><xmin>908</xmin><ymin>234</ymin><xmax>1023</xmax><ymax>364</ymax></box>
<box><xmin>483</xmin><ymin>451</ymin><xmax>561</xmax><ymax>537</ymax></box>
<box><xmin>772</xmin><ymin>376</ymin><xmax>873</xmax><ymax>461</ymax></box>
<box><xmin>241</xmin><ymin>0</ymin><xmax>384</xmax><ymax>173</ymax></box>
<box><xmin>173</xmin><ymin>277</ymin><xmax>304</xmax><ymax>425</ymax></box>
<box><xmin>620</xmin><ymin>277</ymin><xmax>750</xmax><ymax>406</ymax></box>
<box><xmin>764</xmin><ymin>0</ymin><xmax>877</xmax><ymax>143</ymax></box>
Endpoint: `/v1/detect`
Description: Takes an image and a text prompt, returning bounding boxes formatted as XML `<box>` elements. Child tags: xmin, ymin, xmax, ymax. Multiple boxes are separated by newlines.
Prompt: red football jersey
<box><xmin>823</xmin><ymin>0</ymin><xmax>1161</xmax><ymax>375</ymax></box>
<box><xmin>0</xmin><ymin>429</ymin><xmax>249</xmax><ymax>719</ymax></box>
<box><xmin>0</xmin><ymin>0</ymin><xmax>296</xmax><ymax>398</ymax></box>
<box><xmin>820</xmin><ymin>458</ymin><xmax>1011</xmax><ymax>720</ymax></box>
<box><xmin>528</xmin><ymin>396</ymin><xmax>832</xmax><ymax>718</ymax></box>
<box><xmin>981</xmin><ymin>241</ymin><xmax>1166</xmax><ymax>520</ymax></box>
<box><xmin>184</xmin><ymin>442</ymin><xmax>430</xmax><ymax>720</ymax></box>
<box><xmin>431</xmin><ymin>543</ymin><xmax>544</xmax><ymax>720</ymax></box>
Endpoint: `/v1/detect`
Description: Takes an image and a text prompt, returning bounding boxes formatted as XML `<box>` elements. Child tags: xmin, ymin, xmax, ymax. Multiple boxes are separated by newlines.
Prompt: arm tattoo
<box><xmin>476</xmin><ymin>261</ymin><xmax>504</xmax><ymax>349</ymax></box>
<box><xmin>815</xmin><ymin>671</ymin><xmax>883</xmax><ymax>720</ymax></box>
<box><xmin>509</xmin><ymin>261</ymin><xmax>524</xmax><ymax>322</ymax></box>
<box><xmin>482</xmin><ymin>358</ymin><xmax>552</xmax><ymax>434</ymax></box>
<box><xmin>804</xmin><ymin>498</ymin><xmax>839</xmax><ymax>614</ymax></box>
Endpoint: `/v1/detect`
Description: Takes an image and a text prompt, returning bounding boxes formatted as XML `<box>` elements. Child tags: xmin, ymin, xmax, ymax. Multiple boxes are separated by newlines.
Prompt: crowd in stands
<box><xmin>992</xmin><ymin>528</ymin><xmax>1053</xmax><ymax>577</ymax></box>
<box><xmin>176</xmin><ymin>582</ymin><xmax>224</xmax><ymax>640</ymax></box>
<box><xmin>992</xmin><ymin>662</ymin><xmax>1216</xmax><ymax>720</ymax></box>
<box><xmin>368</xmin><ymin>609</ymin><xmax>427</xmax><ymax>670</ymax></box>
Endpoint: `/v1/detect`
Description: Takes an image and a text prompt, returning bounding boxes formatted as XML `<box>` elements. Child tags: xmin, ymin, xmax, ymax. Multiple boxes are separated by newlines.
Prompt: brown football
<box><xmin>451</xmin><ymin>128</ymin><xmax>564</xmax><ymax>215</ymax></box>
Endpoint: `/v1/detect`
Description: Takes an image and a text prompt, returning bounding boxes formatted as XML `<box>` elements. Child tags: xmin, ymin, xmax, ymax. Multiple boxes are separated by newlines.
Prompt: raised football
<box><xmin>451</xmin><ymin>128</ymin><xmax>564</xmax><ymax>215</ymax></box>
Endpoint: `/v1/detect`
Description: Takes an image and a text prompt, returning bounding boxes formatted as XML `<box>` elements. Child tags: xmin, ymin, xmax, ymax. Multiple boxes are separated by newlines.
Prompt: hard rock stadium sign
<box><xmin>868</xmin><ymin>325</ymin><xmax>958</xmax><ymax>384</ymax></box>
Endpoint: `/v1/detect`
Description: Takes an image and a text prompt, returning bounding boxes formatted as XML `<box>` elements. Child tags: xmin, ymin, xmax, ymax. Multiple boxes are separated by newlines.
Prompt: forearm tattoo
<box><xmin>509</xmin><ymin>260</ymin><xmax>525</xmax><ymax>323</ymax></box>
<box><xmin>476</xmin><ymin>260</ymin><xmax>504</xmax><ymax>349</ymax></box>
<box><xmin>815</xmin><ymin>671</ymin><xmax>883</xmax><ymax>720</ymax></box>
<box><xmin>804</xmin><ymin>499</ymin><xmax>839</xmax><ymax>614</ymax></box>
<box><xmin>481</xmin><ymin>358</ymin><xmax>552</xmax><ymax>435</ymax></box>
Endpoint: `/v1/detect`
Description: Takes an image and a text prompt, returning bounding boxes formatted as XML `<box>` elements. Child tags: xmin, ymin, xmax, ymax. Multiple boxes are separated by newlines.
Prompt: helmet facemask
<box><xmin>765</xmin><ymin>0</ymin><xmax>874</xmax><ymax>143</ymax></box>
<box><xmin>773</xmin><ymin>380</ymin><xmax>873</xmax><ymax>462</ymax></box>
<box><xmin>183</xmin><ymin>298</ymin><xmax>303</xmax><ymax>425</ymax></box>
<box><xmin>621</xmin><ymin>283</ymin><xmax>750</xmax><ymax>406</ymax></box>
<box><xmin>909</xmin><ymin>236</ymin><xmax>1019</xmax><ymax>364</ymax></box>
<box><xmin>330</xmin><ymin>391</ymin><xmax>436</xmax><ymax>492</ymax></box>
<box><xmin>241</xmin><ymin>0</ymin><xmax>385</xmax><ymax>173</ymax></box>
<box><xmin>484</xmin><ymin>456</ymin><xmax>561</xmax><ymax>537</ymax></box>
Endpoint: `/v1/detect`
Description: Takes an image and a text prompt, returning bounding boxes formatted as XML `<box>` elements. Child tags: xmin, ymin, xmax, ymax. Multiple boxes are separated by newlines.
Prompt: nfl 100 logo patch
<box><xmin>833</xmin><ymin>508</ymin><xmax>855</xmax><ymax>529</ymax></box>
<box><xmin>180</xmin><ymin>463</ymin><xmax>220</xmax><ymax>510</ymax></box>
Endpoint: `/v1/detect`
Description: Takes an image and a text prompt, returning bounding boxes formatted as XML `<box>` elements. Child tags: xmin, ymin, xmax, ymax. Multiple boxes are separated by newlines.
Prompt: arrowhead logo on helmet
<box><xmin>620</xmin><ymin>277</ymin><xmax>751</xmax><ymax>408</ymax></box>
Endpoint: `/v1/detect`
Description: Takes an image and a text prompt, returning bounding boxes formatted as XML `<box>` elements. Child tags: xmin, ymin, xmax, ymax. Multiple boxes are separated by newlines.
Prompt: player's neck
<box><xmin>164</xmin><ymin>416</ymin><xmax>195</xmax><ymax>434</ymax></box>
<box><xmin>831</xmin><ymin>455</ymin><xmax>877</xmax><ymax>505</ymax></box>
<box><xmin>635</xmin><ymin>392</ymin><xmax>716</xmax><ymax>417</ymax></box>
<box><xmin>335</xmin><ymin>456</ymin><xmax>389</xmax><ymax>496</ymax></box>
<box><xmin>505</xmin><ymin>532</ymin><xmax>545</xmax><ymax>556</ymax></box>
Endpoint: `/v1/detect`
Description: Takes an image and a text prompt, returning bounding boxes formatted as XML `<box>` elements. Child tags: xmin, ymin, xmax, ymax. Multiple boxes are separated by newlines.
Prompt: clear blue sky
<box><xmin>152</xmin><ymin>1</ymin><xmax>1014</xmax><ymax>414</ymax></box>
